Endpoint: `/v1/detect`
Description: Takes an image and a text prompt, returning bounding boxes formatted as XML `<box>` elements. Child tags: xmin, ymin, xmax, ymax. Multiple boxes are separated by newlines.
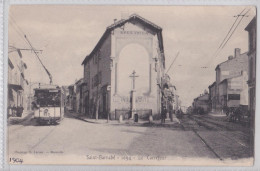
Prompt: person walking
<box><xmin>161</xmin><ymin>106</ymin><xmax>167</xmax><ymax>124</ymax></box>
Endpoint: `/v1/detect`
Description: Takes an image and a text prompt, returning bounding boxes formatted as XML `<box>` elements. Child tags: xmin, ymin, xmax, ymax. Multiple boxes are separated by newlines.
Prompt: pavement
<box><xmin>70</xmin><ymin>111</ymin><xmax>181</xmax><ymax>126</ymax></box>
<box><xmin>8</xmin><ymin>110</ymin><xmax>34</xmax><ymax>126</ymax></box>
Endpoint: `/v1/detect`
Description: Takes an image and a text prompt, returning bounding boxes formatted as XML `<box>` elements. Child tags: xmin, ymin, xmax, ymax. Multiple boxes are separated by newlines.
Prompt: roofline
<box><xmin>81</xmin><ymin>14</ymin><xmax>164</xmax><ymax>66</ymax></box>
<box><xmin>215</xmin><ymin>51</ymin><xmax>248</xmax><ymax>71</ymax></box>
<box><xmin>208</xmin><ymin>81</ymin><xmax>216</xmax><ymax>88</ymax></box>
<box><xmin>245</xmin><ymin>16</ymin><xmax>256</xmax><ymax>31</ymax></box>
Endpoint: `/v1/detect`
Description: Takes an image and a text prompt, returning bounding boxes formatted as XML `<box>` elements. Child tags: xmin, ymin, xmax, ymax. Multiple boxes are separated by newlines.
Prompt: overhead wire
<box><xmin>220</xmin><ymin>8</ymin><xmax>251</xmax><ymax>50</ymax></box>
<box><xmin>204</xmin><ymin>8</ymin><xmax>251</xmax><ymax>67</ymax></box>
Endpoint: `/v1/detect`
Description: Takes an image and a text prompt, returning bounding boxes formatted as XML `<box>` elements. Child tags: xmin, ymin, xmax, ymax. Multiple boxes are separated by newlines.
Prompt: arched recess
<box><xmin>117</xmin><ymin>43</ymin><xmax>151</xmax><ymax>96</ymax></box>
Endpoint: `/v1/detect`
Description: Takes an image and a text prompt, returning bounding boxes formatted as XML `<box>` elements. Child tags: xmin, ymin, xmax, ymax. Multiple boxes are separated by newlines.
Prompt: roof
<box><xmin>208</xmin><ymin>82</ymin><xmax>216</xmax><ymax>89</ymax></box>
<box><xmin>245</xmin><ymin>16</ymin><xmax>256</xmax><ymax>31</ymax></box>
<box><xmin>82</xmin><ymin>14</ymin><xmax>165</xmax><ymax>66</ymax></box>
<box><xmin>215</xmin><ymin>51</ymin><xmax>248</xmax><ymax>71</ymax></box>
<box><xmin>75</xmin><ymin>78</ymin><xmax>84</xmax><ymax>85</ymax></box>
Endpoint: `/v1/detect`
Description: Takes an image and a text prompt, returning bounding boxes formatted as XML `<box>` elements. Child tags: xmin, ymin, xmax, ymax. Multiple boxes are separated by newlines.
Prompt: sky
<box><xmin>8</xmin><ymin>5</ymin><xmax>256</xmax><ymax>107</ymax></box>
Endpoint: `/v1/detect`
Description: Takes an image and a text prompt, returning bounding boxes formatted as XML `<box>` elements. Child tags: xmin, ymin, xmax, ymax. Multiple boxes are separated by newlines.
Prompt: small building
<box><xmin>215</xmin><ymin>48</ymin><xmax>248</xmax><ymax>111</ymax></box>
<box><xmin>245</xmin><ymin>16</ymin><xmax>256</xmax><ymax>124</ymax></box>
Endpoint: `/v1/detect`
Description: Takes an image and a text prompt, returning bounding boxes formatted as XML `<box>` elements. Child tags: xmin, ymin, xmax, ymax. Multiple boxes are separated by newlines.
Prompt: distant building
<box><xmin>75</xmin><ymin>78</ymin><xmax>84</xmax><ymax>113</ymax></box>
<box><xmin>208</xmin><ymin>82</ymin><xmax>216</xmax><ymax>112</ymax></box>
<box><xmin>81</xmin><ymin>14</ymin><xmax>166</xmax><ymax>120</ymax></box>
<box><xmin>215</xmin><ymin>48</ymin><xmax>248</xmax><ymax>111</ymax></box>
<box><xmin>8</xmin><ymin>50</ymin><xmax>29</xmax><ymax>116</ymax></box>
<box><xmin>245</xmin><ymin>16</ymin><xmax>256</xmax><ymax>123</ymax></box>
<box><xmin>67</xmin><ymin>84</ymin><xmax>76</xmax><ymax>111</ymax></box>
<box><xmin>193</xmin><ymin>92</ymin><xmax>210</xmax><ymax>114</ymax></box>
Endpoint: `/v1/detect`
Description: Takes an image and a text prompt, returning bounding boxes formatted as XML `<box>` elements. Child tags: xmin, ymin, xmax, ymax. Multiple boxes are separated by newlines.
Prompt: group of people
<box><xmin>223</xmin><ymin>105</ymin><xmax>249</xmax><ymax>123</ymax></box>
<box><xmin>8</xmin><ymin>105</ymin><xmax>24</xmax><ymax>117</ymax></box>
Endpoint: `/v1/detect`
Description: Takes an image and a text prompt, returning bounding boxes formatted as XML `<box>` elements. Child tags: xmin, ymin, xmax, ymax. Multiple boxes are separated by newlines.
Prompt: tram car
<box><xmin>32</xmin><ymin>86</ymin><xmax>65</xmax><ymax>125</ymax></box>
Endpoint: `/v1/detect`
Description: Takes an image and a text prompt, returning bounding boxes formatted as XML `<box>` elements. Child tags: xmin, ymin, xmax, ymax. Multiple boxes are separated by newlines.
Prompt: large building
<box><xmin>214</xmin><ymin>48</ymin><xmax>248</xmax><ymax>111</ymax></box>
<box><xmin>245</xmin><ymin>16</ymin><xmax>256</xmax><ymax>124</ymax></box>
<box><xmin>8</xmin><ymin>49</ymin><xmax>29</xmax><ymax>116</ymax></box>
<box><xmin>81</xmin><ymin>14</ymin><xmax>166</xmax><ymax>120</ymax></box>
<box><xmin>245</xmin><ymin>16</ymin><xmax>256</xmax><ymax>155</ymax></box>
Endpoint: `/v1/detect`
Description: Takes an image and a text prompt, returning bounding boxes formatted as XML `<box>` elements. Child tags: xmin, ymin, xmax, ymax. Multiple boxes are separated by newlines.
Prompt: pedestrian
<box><xmin>161</xmin><ymin>106</ymin><xmax>166</xmax><ymax>123</ymax></box>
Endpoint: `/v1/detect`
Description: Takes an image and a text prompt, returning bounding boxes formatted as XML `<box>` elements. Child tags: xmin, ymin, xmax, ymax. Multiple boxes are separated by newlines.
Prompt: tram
<box><xmin>33</xmin><ymin>87</ymin><xmax>65</xmax><ymax>125</ymax></box>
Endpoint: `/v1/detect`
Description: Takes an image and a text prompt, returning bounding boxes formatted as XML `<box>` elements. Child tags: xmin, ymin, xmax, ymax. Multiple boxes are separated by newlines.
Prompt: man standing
<box><xmin>161</xmin><ymin>105</ymin><xmax>167</xmax><ymax>123</ymax></box>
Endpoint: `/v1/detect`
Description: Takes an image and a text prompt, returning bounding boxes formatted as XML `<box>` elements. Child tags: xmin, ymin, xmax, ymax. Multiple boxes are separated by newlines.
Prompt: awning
<box><xmin>9</xmin><ymin>84</ymin><xmax>23</xmax><ymax>91</ymax></box>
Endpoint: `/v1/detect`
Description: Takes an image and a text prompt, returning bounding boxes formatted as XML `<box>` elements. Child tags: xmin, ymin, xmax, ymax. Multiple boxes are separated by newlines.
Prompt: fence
<box><xmin>115</xmin><ymin>109</ymin><xmax>152</xmax><ymax>120</ymax></box>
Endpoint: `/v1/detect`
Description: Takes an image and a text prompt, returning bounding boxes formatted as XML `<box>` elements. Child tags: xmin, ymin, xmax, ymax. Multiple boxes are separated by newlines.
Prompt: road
<box><xmin>8</xmin><ymin>112</ymin><xmax>253</xmax><ymax>165</ymax></box>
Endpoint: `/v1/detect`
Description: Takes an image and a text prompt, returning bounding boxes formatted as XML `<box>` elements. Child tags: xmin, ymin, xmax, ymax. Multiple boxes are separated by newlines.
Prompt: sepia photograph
<box><xmin>6</xmin><ymin>5</ymin><xmax>256</xmax><ymax>166</ymax></box>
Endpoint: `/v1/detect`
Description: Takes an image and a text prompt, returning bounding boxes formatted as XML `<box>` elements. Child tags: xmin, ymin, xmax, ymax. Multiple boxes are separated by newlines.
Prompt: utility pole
<box><xmin>129</xmin><ymin>70</ymin><xmax>139</xmax><ymax>119</ymax></box>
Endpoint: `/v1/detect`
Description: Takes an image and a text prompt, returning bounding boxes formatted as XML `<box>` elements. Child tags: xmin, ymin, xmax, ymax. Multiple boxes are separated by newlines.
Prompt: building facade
<box><xmin>215</xmin><ymin>48</ymin><xmax>248</xmax><ymax>111</ymax></box>
<box><xmin>218</xmin><ymin>71</ymin><xmax>248</xmax><ymax>109</ymax></box>
<box><xmin>8</xmin><ymin>50</ymin><xmax>29</xmax><ymax>116</ymax></box>
<box><xmin>245</xmin><ymin>16</ymin><xmax>256</xmax><ymax>154</ymax></box>
<box><xmin>245</xmin><ymin>16</ymin><xmax>256</xmax><ymax>124</ymax></box>
<box><xmin>81</xmin><ymin>14</ymin><xmax>166</xmax><ymax>120</ymax></box>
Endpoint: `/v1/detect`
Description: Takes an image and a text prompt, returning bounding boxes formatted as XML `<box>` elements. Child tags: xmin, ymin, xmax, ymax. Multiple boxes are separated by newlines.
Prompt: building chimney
<box><xmin>234</xmin><ymin>48</ymin><xmax>241</xmax><ymax>58</ymax></box>
<box><xmin>228</xmin><ymin>55</ymin><xmax>234</xmax><ymax>60</ymax></box>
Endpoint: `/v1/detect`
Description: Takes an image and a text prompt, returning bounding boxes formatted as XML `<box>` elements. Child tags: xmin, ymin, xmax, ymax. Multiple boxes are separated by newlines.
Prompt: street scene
<box><xmin>7</xmin><ymin>6</ymin><xmax>256</xmax><ymax>165</ymax></box>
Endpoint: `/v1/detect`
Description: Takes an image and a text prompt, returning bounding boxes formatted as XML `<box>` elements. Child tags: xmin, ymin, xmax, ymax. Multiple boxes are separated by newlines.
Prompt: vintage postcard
<box><xmin>4</xmin><ymin>4</ymin><xmax>257</xmax><ymax>167</ymax></box>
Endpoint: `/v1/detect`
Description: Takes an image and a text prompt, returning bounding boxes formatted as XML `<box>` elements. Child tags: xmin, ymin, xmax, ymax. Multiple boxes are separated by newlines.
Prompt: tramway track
<box><xmin>189</xmin><ymin>115</ymin><xmax>250</xmax><ymax>148</ymax></box>
<box><xmin>190</xmin><ymin>115</ymin><xmax>249</xmax><ymax>139</ymax></box>
<box><xmin>179</xmin><ymin>115</ymin><xmax>251</xmax><ymax>160</ymax></box>
<box><xmin>179</xmin><ymin>117</ymin><xmax>223</xmax><ymax>160</ymax></box>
